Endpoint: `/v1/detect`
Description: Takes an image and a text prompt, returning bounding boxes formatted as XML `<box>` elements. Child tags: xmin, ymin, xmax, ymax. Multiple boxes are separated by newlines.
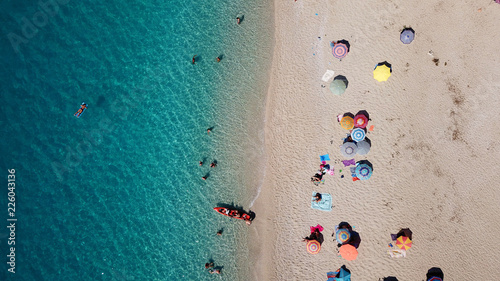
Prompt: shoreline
<box><xmin>251</xmin><ymin>0</ymin><xmax>500</xmax><ymax>280</ymax></box>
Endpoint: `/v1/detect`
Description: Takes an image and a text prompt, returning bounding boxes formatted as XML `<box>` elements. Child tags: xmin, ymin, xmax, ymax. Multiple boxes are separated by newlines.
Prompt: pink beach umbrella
<box><xmin>332</xmin><ymin>42</ymin><xmax>348</xmax><ymax>59</ymax></box>
<box><xmin>354</xmin><ymin>114</ymin><xmax>368</xmax><ymax>128</ymax></box>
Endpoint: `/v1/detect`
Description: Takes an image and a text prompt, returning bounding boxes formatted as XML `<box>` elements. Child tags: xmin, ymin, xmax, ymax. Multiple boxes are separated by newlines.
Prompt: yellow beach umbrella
<box><xmin>396</xmin><ymin>236</ymin><xmax>412</xmax><ymax>250</ymax></box>
<box><xmin>373</xmin><ymin>62</ymin><xmax>392</xmax><ymax>82</ymax></box>
<box><xmin>340</xmin><ymin>116</ymin><xmax>354</xmax><ymax>130</ymax></box>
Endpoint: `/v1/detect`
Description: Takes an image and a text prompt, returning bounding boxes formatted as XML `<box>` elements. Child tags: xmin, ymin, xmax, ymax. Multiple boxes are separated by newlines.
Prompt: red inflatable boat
<box><xmin>213</xmin><ymin>207</ymin><xmax>252</xmax><ymax>221</ymax></box>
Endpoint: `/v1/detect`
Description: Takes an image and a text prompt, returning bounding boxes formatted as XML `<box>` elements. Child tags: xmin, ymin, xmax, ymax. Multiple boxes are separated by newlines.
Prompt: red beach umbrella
<box><xmin>354</xmin><ymin>114</ymin><xmax>368</xmax><ymax>128</ymax></box>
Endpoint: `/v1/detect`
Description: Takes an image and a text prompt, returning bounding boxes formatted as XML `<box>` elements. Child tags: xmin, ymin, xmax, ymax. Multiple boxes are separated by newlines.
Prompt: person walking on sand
<box><xmin>192</xmin><ymin>55</ymin><xmax>197</xmax><ymax>64</ymax></box>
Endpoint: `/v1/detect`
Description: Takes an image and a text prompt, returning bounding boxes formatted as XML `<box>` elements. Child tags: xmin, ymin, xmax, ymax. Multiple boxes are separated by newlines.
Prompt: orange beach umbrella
<box><xmin>340</xmin><ymin>116</ymin><xmax>354</xmax><ymax>130</ymax></box>
<box><xmin>339</xmin><ymin>244</ymin><xmax>358</xmax><ymax>261</ymax></box>
<box><xmin>306</xmin><ymin>240</ymin><xmax>321</xmax><ymax>254</ymax></box>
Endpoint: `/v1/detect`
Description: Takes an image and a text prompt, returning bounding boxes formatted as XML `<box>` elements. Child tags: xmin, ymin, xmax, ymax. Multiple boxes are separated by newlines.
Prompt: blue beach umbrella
<box><xmin>400</xmin><ymin>28</ymin><xmax>415</xmax><ymax>44</ymax></box>
<box><xmin>355</xmin><ymin>163</ymin><xmax>373</xmax><ymax>180</ymax></box>
<box><xmin>327</xmin><ymin>266</ymin><xmax>351</xmax><ymax>281</ymax></box>
<box><xmin>351</xmin><ymin>128</ymin><xmax>366</xmax><ymax>142</ymax></box>
<box><xmin>336</xmin><ymin>229</ymin><xmax>351</xmax><ymax>244</ymax></box>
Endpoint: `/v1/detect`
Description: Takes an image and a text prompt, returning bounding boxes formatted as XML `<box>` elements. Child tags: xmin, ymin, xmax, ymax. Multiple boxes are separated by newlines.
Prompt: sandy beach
<box><xmin>250</xmin><ymin>0</ymin><xmax>500</xmax><ymax>280</ymax></box>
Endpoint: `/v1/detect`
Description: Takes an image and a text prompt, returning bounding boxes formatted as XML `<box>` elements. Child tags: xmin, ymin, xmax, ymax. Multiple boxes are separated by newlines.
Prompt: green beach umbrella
<box><xmin>330</xmin><ymin>79</ymin><xmax>347</xmax><ymax>96</ymax></box>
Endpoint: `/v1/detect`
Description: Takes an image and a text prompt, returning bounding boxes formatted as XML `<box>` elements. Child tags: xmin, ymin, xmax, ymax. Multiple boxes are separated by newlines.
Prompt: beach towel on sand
<box><xmin>388</xmin><ymin>248</ymin><xmax>406</xmax><ymax>258</ymax></box>
<box><xmin>311</xmin><ymin>192</ymin><xmax>332</xmax><ymax>212</ymax></box>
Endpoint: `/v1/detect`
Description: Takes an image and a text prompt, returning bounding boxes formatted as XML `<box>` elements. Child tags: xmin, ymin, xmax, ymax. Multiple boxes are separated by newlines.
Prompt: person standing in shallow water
<box><xmin>216</xmin><ymin>56</ymin><xmax>221</xmax><ymax>63</ymax></box>
<box><xmin>192</xmin><ymin>55</ymin><xmax>197</xmax><ymax>64</ymax></box>
<box><xmin>236</xmin><ymin>17</ymin><xmax>241</xmax><ymax>24</ymax></box>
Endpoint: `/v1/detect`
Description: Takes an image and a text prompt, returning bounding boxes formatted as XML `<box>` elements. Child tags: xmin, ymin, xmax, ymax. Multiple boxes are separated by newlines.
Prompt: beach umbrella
<box><xmin>396</xmin><ymin>236</ymin><xmax>412</xmax><ymax>250</ymax></box>
<box><xmin>339</xmin><ymin>244</ymin><xmax>358</xmax><ymax>261</ymax></box>
<box><xmin>328</xmin><ymin>267</ymin><xmax>351</xmax><ymax>281</ymax></box>
<box><xmin>351</xmin><ymin>128</ymin><xmax>366</xmax><ymax>142</ymax></box>
<box><xmin>332</xmin><ymin>42</ymin><xmax>348</xmax><ymax>59</ymax></box>
<box><xmin>340</xmin><ymin>116</ymin><xmax>354</xmax><ymax>130</ymax></box>
<box><xmin>340</xmin><ymin>142</ymin><xmax>357</xmax><ymax>158</ymax></box>
<box><xmin>373</xmin><ymin>62</ymin><xmax>392</xmax><ymax>82</ymax></box>
<box><xmin>354</xmin><ymin>114</ymin><xmax>368</xmax><ymax>128</ymax></box>
<box><xmin>306</xmin><ymin>240</ymin><xmax>321</xmax><ymax>254</ymax></box>
<box><xmin>336</xmin><ymin>229</ymin><xmax>351</xmax><ymax>244</ymax></box>
<box><xmin>355</xmin><ymin>163</ymin><xmax>372</xmax><ymax>180</ymax></box>
<box><xmin>400</xmin><ymin>28</ymin><xmax>415</xmax><ymax>44</ymax></box>
<box><xmin>330</xmin><ymin>79</ymin><xmax>347</xmax><ymax>96</ymax></box>
<box><xmin>356</xmin><ymin>140</ymin><xmax>371</xmax><ymax>155</ymax></box>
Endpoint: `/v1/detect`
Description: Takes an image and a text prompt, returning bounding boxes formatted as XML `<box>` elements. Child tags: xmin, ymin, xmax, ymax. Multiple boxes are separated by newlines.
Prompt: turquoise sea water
<box><xmin>0</xmin><ymin>0</ymin><xmax>272</xmax><ymax>280</ymax></box>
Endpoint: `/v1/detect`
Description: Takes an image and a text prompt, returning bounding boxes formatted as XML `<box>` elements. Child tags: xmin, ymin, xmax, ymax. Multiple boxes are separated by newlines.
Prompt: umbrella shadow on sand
<box><xmin>427</xmin><ymin>267</ymin><xmax>444</xmax><ymax>280</ymax></box>
<box><xmin>337</xmin><ymin>39</ymin><xmax>351</xmax><ymax>52</ymax></box>
<box><xmin>355</xmin><ymin>110</ymin><xmax>370</xmax><ymax>120</ymax></box>
<box><xmin>379</xmin><ymin>277</ymin><xmax>398</xmax><ymax>281</ymax></box>
<box><xmin>376</xmin><ymin>61</ymin><xmax>392</xmax><ymax>72</ymax></box>
<box><xmin>334</xmin><ymin>75</ymin><xmax>349</xmax><ymax>88</ymax></box>
<box><xmin>357</xmin><ymin>159</ymin><xmax>373</xmax><ymax>171</ymax></box>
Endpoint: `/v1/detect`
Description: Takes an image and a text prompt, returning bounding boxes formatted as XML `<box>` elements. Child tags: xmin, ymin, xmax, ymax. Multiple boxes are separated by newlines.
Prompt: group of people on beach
<box><xmin>311</xmin><ymin>163</ymin><xmax>329</xmax><ymax>185</ymax></box>
<box><xmin>191</xmin><ymin>17</ymin><xmax>242</xmax><ymax>65</ymax></box>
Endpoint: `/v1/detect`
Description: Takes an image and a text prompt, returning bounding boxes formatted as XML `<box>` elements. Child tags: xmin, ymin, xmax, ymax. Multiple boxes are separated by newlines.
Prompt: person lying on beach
<box><xmin>205</xmin><ymin>262</ymin><xmax>214</xmax><ymax>269</ymax></box>
<box><xmin>311</xmin><ymin>173</ymin><xmax>323</xmax><ymax>185</ymax></box>
<box><xmin>303</xmin><ymin>229</ymin><xmax>321</xmax><ymax>242</ymax></box>
<box><xmin>314</xmin><ymin>193</ymin><xmax>322</xmax><ymax>202</ymax></box>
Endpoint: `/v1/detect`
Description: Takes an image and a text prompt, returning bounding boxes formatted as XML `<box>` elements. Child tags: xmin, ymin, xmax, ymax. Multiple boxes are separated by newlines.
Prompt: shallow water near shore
<box><xmin>0</xmin><ymin>0</ymin><xmax>272</xmax><ymax>280</ymax></box>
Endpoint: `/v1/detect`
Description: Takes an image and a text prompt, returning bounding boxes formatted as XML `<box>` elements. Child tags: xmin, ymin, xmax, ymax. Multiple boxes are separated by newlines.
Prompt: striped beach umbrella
<box><xmin>354</xmin><ymin>114</ymin><xmax>368</xmax><ymax>128</ymax></box>
<box><xmin>396</xmin><ymin>236</ymin><xmax>412</xmax><ymax>250</ymax></box>
<box><xmin>332</xmin><ymin>42</ymin><xmax>348</xmax><ymax>59</ymax></box>
<box><xmin>373</xmin><ymin>62</ymin><xmax>392</xmax><ymax>82</ymax></box>
<box><xmin>339</xmin><ymin>244</ymin><xmax>358</xmax><ymax>261</ymax></box>
<box><xmin>355</xmin><ymin>163</ymin><xmax>372</xmax><ymax>180</ymax></box>
<box><xmin>340</xmin><ymin>142</ymin><xmax>357</xmax><ymax>158</ymax></box>
<box><xmin>351</xmin><ymin>128</ymin><xmax>366</xmax><ymax>142</ymax></box>
<box><xmin>306</xmin><ymin>240</ymin><xmax>321</xmax><ymax>254</ymax></box>
<box><xmin>336</xmin><ymin>229</ymin><xmax>351</xmax><ymax>244</ymax></box>
<box><xmin>400</xmin><ymin>28</ymin><xmax>415</xmax><ymax>44</ymax></box>
<box><xmin>340</xmin><ymin>116</ymin><xmax>354</xmax><ymax>130</ymax></box>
